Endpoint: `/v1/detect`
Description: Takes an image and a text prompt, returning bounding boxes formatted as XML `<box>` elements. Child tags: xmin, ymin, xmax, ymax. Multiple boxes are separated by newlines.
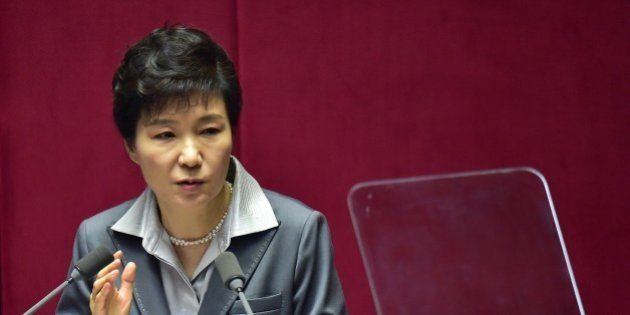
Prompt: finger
<box><xmin>93</xmin><ymin>282</ymin><xmax>113</xmax><ymax>315</ymax></box>
<box><xmin>92</xmin><ymin>269</ymin><xmax>119</xmax><ymax>299</ymax></box>
<box><xmin>118</xmin><ymin>262</ymin><xmax>137</xmax><ymax>298</ymax></box>
<box><xmin>114</xmin><ymin>250</ymin><xmax>123</xmax><ymax>260</ymax></box>
<box><xmin>96</xmin><ymin>258</ymin><xmax>122</xmax><ymax>279</ymax></box>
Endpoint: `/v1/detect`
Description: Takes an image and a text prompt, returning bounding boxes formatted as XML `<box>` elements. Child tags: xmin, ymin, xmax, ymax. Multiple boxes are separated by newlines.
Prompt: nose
<box><xmin>178</xmin><ymin>138</ymin><xmax>202</xmax><ymax>168</ymax></box>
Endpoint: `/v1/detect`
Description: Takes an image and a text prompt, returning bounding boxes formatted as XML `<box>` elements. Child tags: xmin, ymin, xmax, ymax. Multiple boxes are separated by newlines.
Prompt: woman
<box><xmin>57</xmin><ymin>26</ymin><xmax>346</xmax><ymax>314</ymax></box>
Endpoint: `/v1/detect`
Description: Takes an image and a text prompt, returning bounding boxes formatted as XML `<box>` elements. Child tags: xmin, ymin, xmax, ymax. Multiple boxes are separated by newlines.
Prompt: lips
<box><xmin>176</xmin><ymin>179</ymin><xmax>204</xmax><ymax>185</ymax></box>
<box><xmin>176</xmin><ymin>179</ymin><xmax>204</xmax><ymax>192</ymax></box>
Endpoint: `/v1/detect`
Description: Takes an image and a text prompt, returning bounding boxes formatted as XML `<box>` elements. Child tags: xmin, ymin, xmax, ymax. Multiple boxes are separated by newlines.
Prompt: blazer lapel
<box><xmin>108</xmin><ymin>228</ymin><xmax>170</xmax><ymax>315</ymax></box>
<box><xmin>198</xmin><ymin>223</ymin><xmax>280</xmax><ymax>315</ymax></box>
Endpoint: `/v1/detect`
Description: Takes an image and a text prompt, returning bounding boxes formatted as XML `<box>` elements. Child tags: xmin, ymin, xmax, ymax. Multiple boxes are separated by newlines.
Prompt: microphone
<box><xmin>24</xmin><ymin>245</ymin><xmax>114</xmax><ymax>315</ymax></box>
<box><xmin>215</xmin><ymin>251</ymin><xmax>254</xmax><ymax>315</ymax></box>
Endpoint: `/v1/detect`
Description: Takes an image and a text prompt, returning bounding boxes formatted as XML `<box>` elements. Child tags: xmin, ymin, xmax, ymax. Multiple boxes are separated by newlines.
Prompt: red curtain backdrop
<box><xmin>1</xmin><ymin>1</ymin><xmax>627</xmax><ymax>314</ymax></box>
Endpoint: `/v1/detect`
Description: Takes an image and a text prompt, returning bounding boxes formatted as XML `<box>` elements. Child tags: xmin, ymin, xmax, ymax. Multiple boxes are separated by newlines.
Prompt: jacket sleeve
<box><xmin>292</xmin><ymin>211</ymin><xmax>348</xmax><ymax>314</ymax></box>
<box><xmin>56</xmin><ymin>220</ymin><xmax>93</xmax><ymax>314</ymax></box>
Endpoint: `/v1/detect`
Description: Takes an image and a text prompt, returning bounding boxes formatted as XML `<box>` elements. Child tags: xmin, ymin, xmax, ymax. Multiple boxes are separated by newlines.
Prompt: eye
<box><xmin>154</xmin><ymin>131</ymin><xmax>175</xmax><ymax>140</ymax></box>
<box><xmin>201</xmin><ymin>128</ymin><xmax>221</xmax><ymax>136</ymax></box>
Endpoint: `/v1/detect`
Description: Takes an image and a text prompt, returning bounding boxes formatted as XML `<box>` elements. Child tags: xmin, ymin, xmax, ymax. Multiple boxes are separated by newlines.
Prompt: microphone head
<box><xmin>215</xmin><ymin>251</ymin><xmax>245</xmax><ymax>290</ymax></box>
<box><xmin>74</xmin><ymin>245</ymin><xmax>114</xmax><ymax>278</ymax></box>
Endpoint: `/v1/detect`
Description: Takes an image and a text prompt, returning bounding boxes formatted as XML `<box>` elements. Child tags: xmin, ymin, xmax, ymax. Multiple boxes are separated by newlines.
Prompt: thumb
<box><xmin>118</xmin><ymin>262</ymin><xmax>136</xmax><ymax>298</ymax></box>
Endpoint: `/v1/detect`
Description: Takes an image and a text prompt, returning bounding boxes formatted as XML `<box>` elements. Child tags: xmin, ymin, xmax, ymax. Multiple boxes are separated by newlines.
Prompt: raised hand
<box><xmin>90</xmin><ymin>250</ymin><xmax>137</xmax><ymax>315</ymax></box>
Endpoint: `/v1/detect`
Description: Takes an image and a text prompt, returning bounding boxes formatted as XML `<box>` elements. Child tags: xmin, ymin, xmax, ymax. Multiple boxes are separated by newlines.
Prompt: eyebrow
<box><xmin>144</xmin><ymin>119</ymin><xmax>177</xmax><ymax>127</ymax></box>
<box><xmin>197</xmin><ymin>114</ymin><xmax>225</xmax><ymax>124</ymax></box>
<box><xmin>144</xmin><ymin>114</ymin><xmax>226</xmax><ymax>127</ymax></box>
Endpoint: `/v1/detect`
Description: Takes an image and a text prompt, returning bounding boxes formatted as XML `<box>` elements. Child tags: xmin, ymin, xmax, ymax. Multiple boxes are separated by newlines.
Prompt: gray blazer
<box><xmin>57</xmin><ymin>190</ymin><xmax>347</xmax><ymax>314</ymax></box>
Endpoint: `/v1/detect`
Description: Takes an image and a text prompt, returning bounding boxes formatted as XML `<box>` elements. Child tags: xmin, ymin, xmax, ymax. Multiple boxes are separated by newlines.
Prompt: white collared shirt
<box><xmin>111</xmin><ymin>157</ymin><xmax>278</xmax><ymax>314</ymax></box>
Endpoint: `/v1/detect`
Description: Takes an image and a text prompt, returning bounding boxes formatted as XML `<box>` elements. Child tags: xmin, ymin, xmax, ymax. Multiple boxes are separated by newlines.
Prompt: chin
<box><xmin>175</xmin><ymin>193</ymin><xmax>210</xmax><ymax>204</ymax></box>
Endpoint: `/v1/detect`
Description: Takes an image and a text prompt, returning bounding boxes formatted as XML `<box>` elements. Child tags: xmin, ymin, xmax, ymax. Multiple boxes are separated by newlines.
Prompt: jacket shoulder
<box><xmin>82</xmin><ymin>199</ymin><xmax>136</xmax><ymax>229</ymax></box>
<box><xmin>263</xmin><ymin>189</ymin><xmax>326</xmax><ymax>228</ymax></box>
<box><xmin>75</xmin><ymin>199</ymin><xmax>136</xmax><ymax>249</ymax></box>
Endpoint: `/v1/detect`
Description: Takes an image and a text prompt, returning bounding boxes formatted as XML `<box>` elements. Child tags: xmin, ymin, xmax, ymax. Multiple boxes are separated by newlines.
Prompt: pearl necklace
<box><xmin>168</xmin><ymin>182</ymin><xmax>232</xmax><ymax>247</ymax></box>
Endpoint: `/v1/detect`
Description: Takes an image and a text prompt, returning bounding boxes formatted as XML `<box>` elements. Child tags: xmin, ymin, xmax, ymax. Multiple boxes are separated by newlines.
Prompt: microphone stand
<box><xmin>23</xmin><ymin>277</ymin><xmax>74</xmax><ymax>315</ymax></box>
<box><xmin>236</xmin><ymin>288</ymin><xmax>254</xmax><ymax>315</ymax></box>
<box><xmin>23</xmin><ymin>246</ymin><xmax>113</xmax><ymax>315</ymax></box>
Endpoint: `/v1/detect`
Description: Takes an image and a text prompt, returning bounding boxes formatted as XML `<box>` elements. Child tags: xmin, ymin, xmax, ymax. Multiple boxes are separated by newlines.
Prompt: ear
<box><xmin>124</xmin><ymin>140</ymin><xmax>139</xmax><ymax>165</ymax></box>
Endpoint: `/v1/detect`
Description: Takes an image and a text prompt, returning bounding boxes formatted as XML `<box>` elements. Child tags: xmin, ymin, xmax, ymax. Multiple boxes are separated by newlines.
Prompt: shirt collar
<box><xmin>111</xmin><ymin>156</ymin><xmax>279</xmax><ymax>252</ymax></box>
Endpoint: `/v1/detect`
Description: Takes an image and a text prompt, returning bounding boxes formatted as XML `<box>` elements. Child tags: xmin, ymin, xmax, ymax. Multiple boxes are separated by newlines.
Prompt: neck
<box><xmin>159</xmin><ymin>183</ymin><xmax>230</xmax><ymax>240</ymax></box>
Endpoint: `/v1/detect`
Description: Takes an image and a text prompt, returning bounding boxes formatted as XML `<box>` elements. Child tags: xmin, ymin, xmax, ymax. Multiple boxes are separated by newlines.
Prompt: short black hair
<box><xmin>112</xmin><ymin>25</ymin><xmax>241</xmax><ymax>143</ymax></box>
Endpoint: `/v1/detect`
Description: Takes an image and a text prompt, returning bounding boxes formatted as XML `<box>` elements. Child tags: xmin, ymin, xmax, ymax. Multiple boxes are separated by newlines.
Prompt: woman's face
<box><xmin>126</xmin><ymin>97</ymin><xmax>232</xmax><ymax>212</ymax></box>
